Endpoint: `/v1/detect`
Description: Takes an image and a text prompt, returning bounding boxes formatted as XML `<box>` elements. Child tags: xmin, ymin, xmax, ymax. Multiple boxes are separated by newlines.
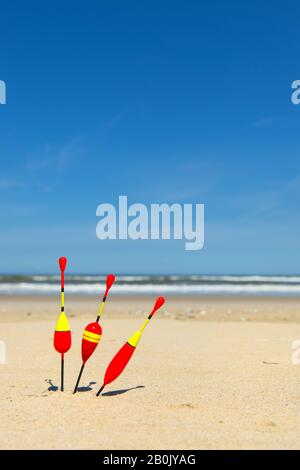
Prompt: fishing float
<box><xmin>73</xmin><ymin>274</ymin><xmax>115</xmax><ymax>394</ymax></box>
<box><xmin>53</xmin><ymin>257</ymin><xmax>71</xmax><ymax>391</ymax></box>
<box><xmin>96</xmin><ymin>296</ymin><xmax>165</xmax><ymax>397</ymax></box>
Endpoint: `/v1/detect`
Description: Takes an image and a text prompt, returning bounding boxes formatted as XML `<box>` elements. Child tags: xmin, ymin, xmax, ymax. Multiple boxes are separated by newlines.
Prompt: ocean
<box><xmin>0</xmin><ymin>275</ymin><xmax>300</xmax><ymax>296</ymax></box>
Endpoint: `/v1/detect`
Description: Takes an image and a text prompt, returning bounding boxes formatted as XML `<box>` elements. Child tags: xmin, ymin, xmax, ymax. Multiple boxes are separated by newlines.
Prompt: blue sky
<box><xmin>0</xmin><ymin>0</ymin><xmax>300</xmax><ymax>274</ymax></box>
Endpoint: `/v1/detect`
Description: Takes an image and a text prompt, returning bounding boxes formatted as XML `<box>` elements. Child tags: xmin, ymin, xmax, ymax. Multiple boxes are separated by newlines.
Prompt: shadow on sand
<box><xmin>44</xmin><ymin>379</ymin><xmax>58</xmax><ymax>391</ymax></box>
<box><xmin>101</xmin><ymin>385</ymin><xmax>145</xmax><ymax>397</ymax></box>
<box><xmin>77</xmin><ymin>381</ymin><xmax>97</xmax><ymax>392</ymax></box>
<box><xmin>45</xmin><ymin>379</ymin><xmax>97</xmax><ymax>392</ymax></box>
<box><xmin>44</xmin><ymin>380</ymin><xmax>145</xmax><ymax>396</ymax></box>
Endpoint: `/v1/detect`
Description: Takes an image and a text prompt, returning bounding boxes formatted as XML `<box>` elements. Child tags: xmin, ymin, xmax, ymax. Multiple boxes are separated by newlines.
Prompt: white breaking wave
<box><xmin>189</xmin><ymin>275</ymin><xmax>300</xmax><ymax>283</ymax></box>
<box><xmin>31</xmin><ymin>275</ymin><xmax>153</xmax><ymax>282</ymax></box>
<box><xmin>1</xmin><ymin>282</ymin><xmax>300</xmax><ymax>296</ymax></box>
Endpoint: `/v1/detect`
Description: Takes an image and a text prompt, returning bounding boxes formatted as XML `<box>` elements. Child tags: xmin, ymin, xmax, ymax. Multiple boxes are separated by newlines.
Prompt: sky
<box><xmin>0</xmin><ymin>0</ymin><xmax>300</xmax><ymax>274</ymax></box>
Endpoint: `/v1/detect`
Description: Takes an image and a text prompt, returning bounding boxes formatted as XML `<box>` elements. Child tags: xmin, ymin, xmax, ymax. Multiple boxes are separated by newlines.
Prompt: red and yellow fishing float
<box><xmin>53</xmin><ymin>257</ymin><xmax>71</xmax><ymax>391</ymax></box>
<box><xmin>81</xmin><ymin>322</ymin><xmax>102</xmax><ymax>363</ymax></box>
<box><xmin>73</xmin><ymin>274</ymin><xmax>115</xmax><ymax>394</ymax></box>
<box><xmin>96</xmin><ymin>296</ymin><xmax>165</xmax><ymax>396</ymax></box>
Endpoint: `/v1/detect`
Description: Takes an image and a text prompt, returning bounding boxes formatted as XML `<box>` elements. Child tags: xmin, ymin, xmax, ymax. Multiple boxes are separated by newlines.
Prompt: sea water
<box><xmin>0</xmin><ymin>274</ymin><xmax>300</xmax><ymax>296</ymax></box>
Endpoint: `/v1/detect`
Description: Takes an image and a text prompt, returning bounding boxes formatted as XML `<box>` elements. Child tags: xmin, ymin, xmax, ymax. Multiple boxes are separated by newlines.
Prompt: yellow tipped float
<box><xmin>55</xmin><ymin>312</ymin><xmax>70</xmax><ymax>332</ymax></box>
<box><xmin>53</xmin><ymin>256</ymin><xmax>72</xmax><ymax>392</ymax></box>
<box><xmin>127</xmin><ymin>330</ymin><xmax>142</xmax><ymax>348</ymax></box>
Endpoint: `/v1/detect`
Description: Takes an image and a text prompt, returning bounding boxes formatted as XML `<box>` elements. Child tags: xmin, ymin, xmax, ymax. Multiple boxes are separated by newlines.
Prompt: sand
<box><xmin>0</xmin><ymin>295</ymin><xmax>299</xmax><ymax>450</ymax></box>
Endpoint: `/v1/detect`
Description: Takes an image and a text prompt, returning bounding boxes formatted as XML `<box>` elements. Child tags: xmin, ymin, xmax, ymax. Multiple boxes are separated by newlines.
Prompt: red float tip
<box><xmin>106</xmin><ymin>274</ymin><xmax>115</xmax><ymax>291</ymax></box>
<box><xmin>149</xmin><ymin>296</ymin><xmax>165</xmax><ymax>318</ymax></box>
<box><xmin>59</xmin><ymin>257</ymin><xmax>67</xmax><ymax>272</ymax></box>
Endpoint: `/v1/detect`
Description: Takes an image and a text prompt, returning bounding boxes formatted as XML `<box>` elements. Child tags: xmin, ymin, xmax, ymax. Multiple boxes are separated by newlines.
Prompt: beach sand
<box><xmin>0</xmin><ymin>295</ymin><xmax>299</xmax><ymax>450</ymax></box>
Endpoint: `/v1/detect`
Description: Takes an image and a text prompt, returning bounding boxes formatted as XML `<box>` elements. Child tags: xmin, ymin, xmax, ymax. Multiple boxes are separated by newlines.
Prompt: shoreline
<box><xmin>0</xmin><ymin>294</ymin><xmax>299</xmax><ymax>323</ymax></box>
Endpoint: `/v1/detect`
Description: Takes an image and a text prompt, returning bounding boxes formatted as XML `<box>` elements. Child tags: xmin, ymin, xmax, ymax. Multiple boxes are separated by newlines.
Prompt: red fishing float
<box><xmin>96</xmin><ymin>296</ymin><xmax>165</xmax><ymax>396</ymax></box>
<box><xmin>82</xmin><ymin>322</ymin><xmax>102</xmax><ymax>363</ymax></box>
<box><xmin>53</xmin><ymin>257</ymin><xmax>72</xmax><ymax>391</ymax></box>
<box><xmin>73</xmin><ymin>274</ymin><xmax>116</xmax><ymax>394</ymax></box>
